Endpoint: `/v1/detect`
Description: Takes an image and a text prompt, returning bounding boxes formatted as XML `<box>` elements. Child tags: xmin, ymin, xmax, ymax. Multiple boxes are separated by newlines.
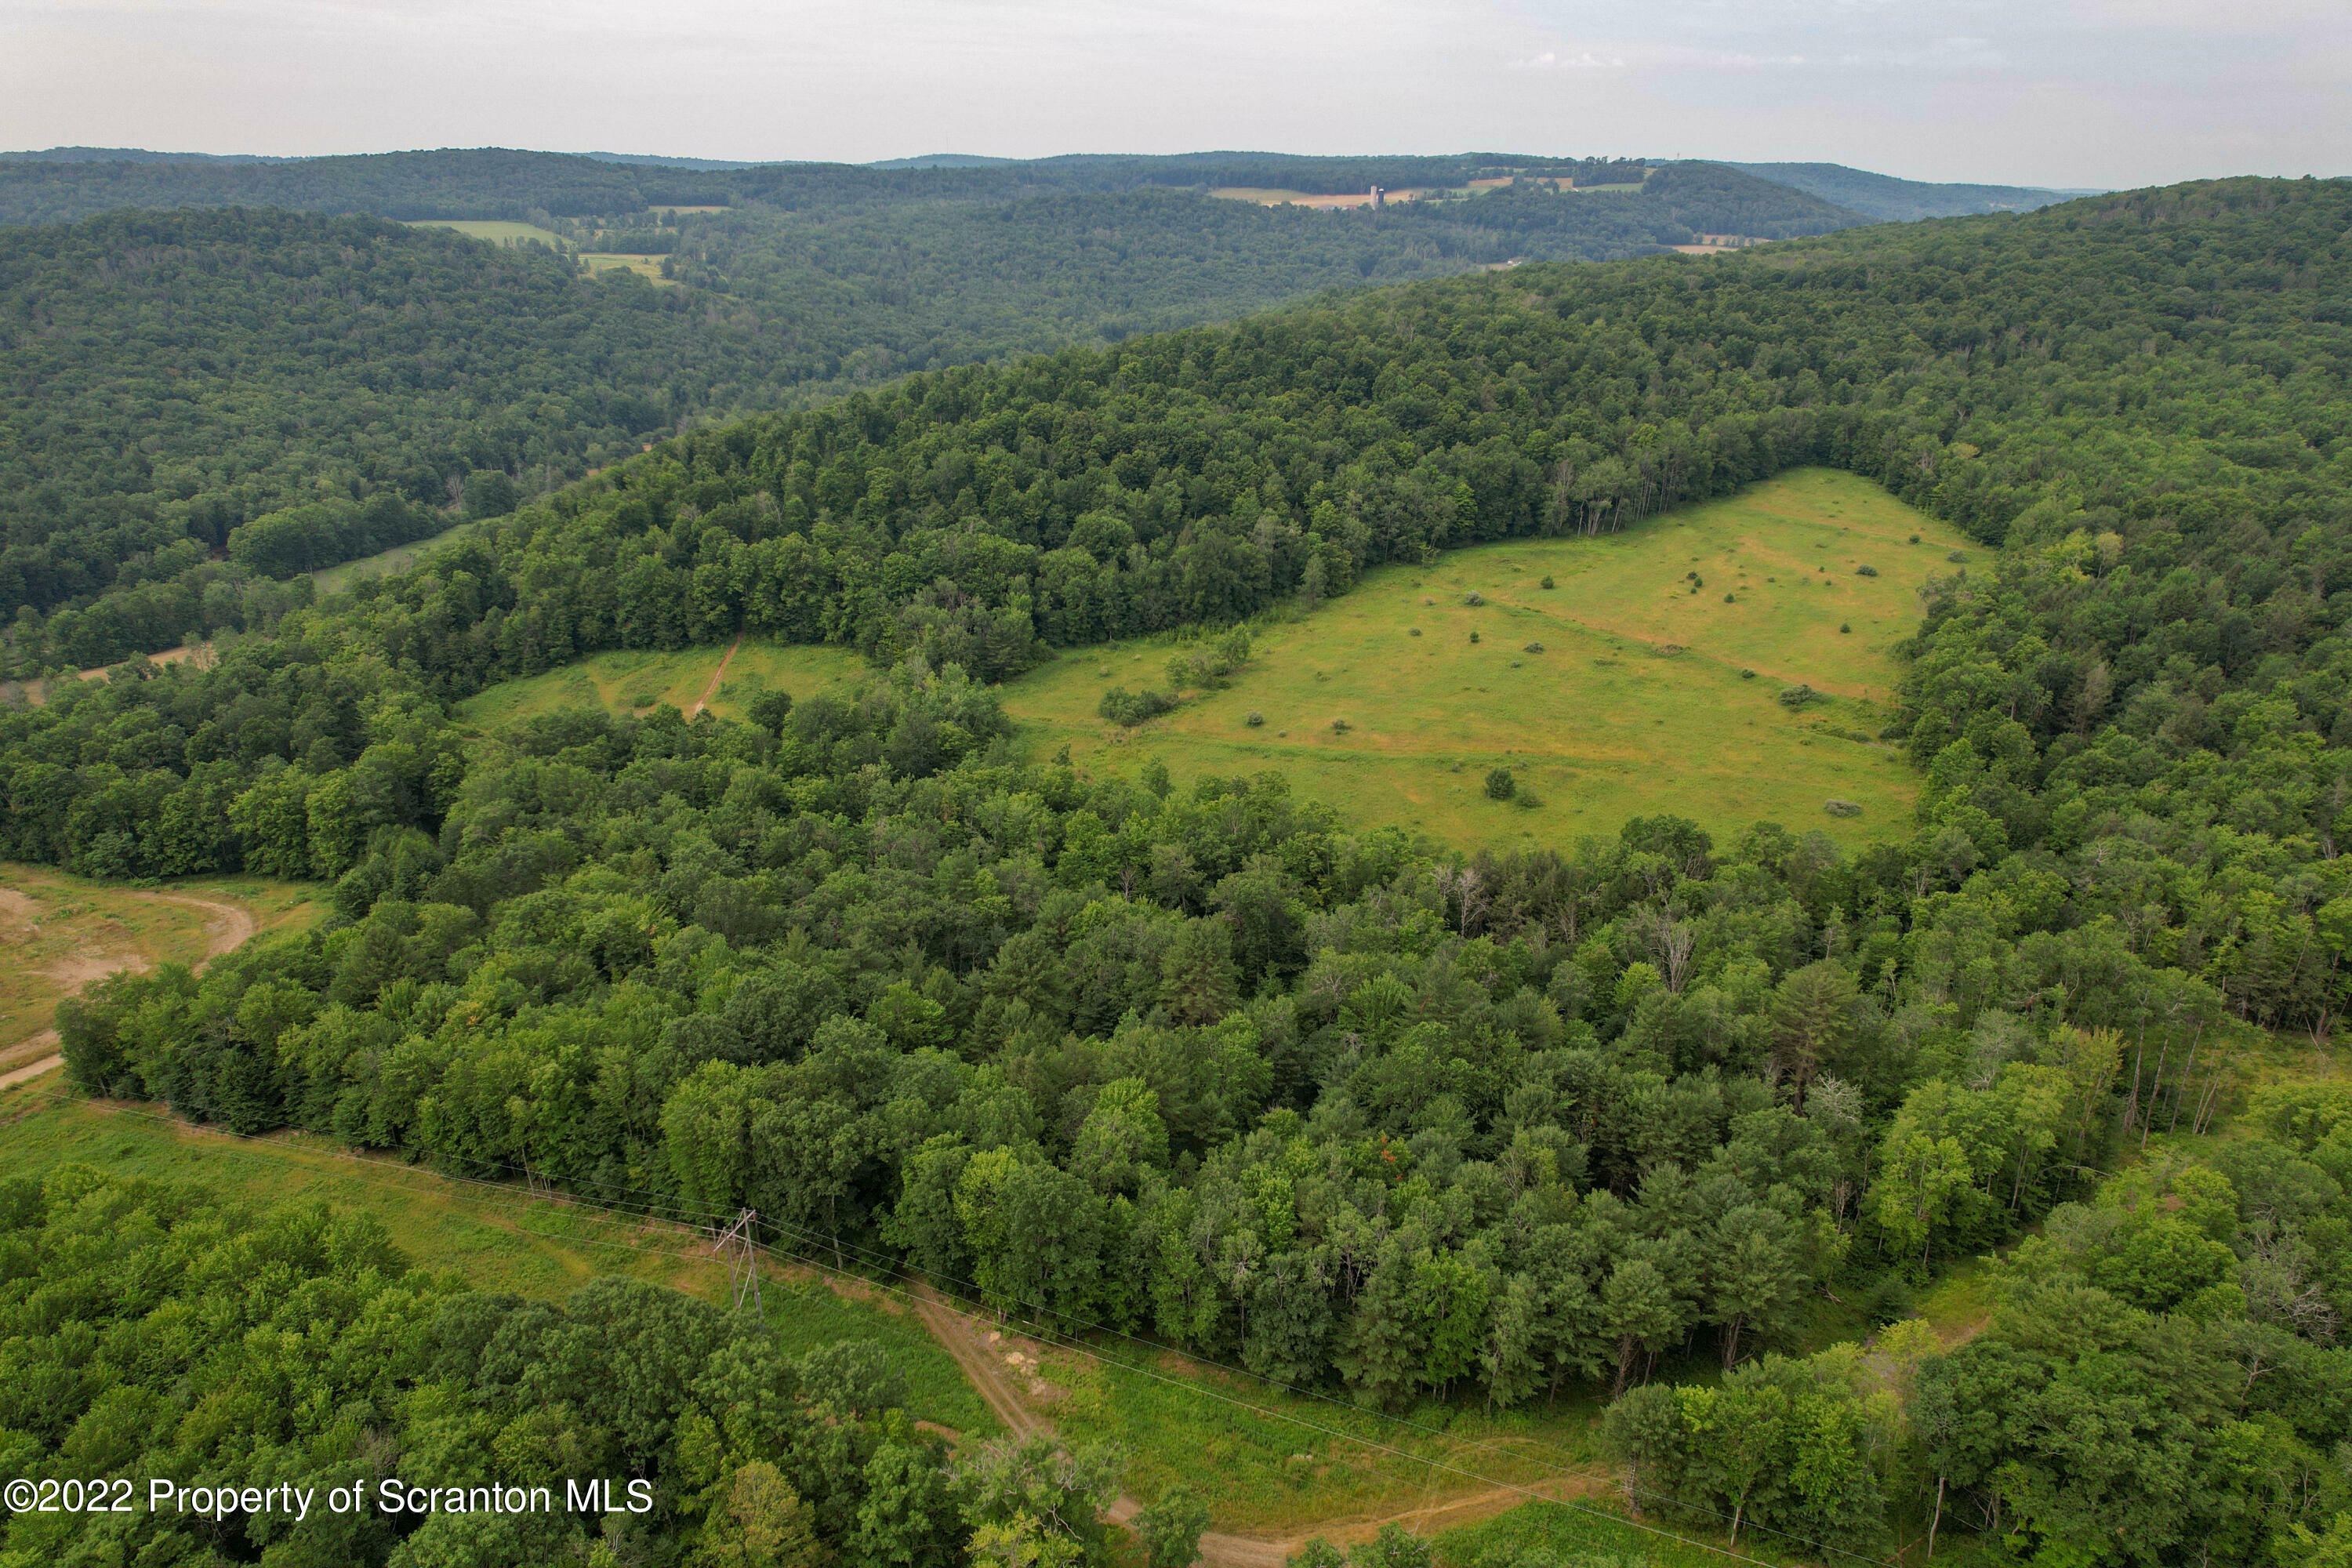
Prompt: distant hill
<box><xmin>1726</xmin><ymin>162</ymin><xmax>2099</xmax><ymax>221</ymax></box>
<box><xmin>0</xmin><ymin>147</ymin><xmax>1795</xmax><ymax>229</ymax></box>
<box><xmin>579</xmin><ymin>151</ymin><xmax>778</xmax><ymax>170</ymax></box>
<box><xmin>866</xmin><ymin>154</ymin><xmax>1020</xmax><ymax>169</ymax></box>
<box><xmin>0</xmin><ymin>145</ymin><xmax>296</xmax><ymax>165</ymax></box>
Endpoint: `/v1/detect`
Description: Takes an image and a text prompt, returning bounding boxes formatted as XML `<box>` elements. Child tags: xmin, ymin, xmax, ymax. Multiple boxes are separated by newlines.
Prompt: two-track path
<box><xmin>688</xmin><ymin>636</ymin><xmax>745</xmax><ymax>717</ymax></box>
<box><xmin>0</xmin><ymin>891</ymin><xmax>257</xmax><ymax>1091</ymax></box>
<box><xmin>906</xmin><ymin>1281</ymin><xmax>1605</xmax><ymax>1568</ymax></box>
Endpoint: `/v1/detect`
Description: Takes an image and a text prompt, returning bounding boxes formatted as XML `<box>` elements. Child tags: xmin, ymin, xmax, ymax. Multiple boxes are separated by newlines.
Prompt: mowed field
<box><xmin>456</xmin><ymin>639</ymin><xmax>873</xmax><ymax>731</ymax></box>
<box><xmin>0</xmin><ymin>865</ymin><xmax>317</xmax><ymax>1075</ymax></box>
<box><xmin>1000</xmin><ymin>469</ymin><xmax>1966</xmax><ymax>851</ymax></box>
<box><xmin>402</xmin><ymin>219</ymin><xmax>568</xmax><ymax>248</ymax></box>
<box><xmin>578</xmin><ymin>252</ymin><xmax>680</xmax><ymax>285</ymax></box>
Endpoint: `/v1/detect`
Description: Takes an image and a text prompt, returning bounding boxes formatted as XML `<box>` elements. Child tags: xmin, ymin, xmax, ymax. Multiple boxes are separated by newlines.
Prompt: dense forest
<box><xmin>0</xmin><ymin>148</ymin><xmax>1669</xmax><ymax>227</ymax></box>
<box><xmin>1722</xmin><ymin>163</ymin><xmax>2084</xmax><ymax>222</ymax></box>
<box><xmin>2</xmin><ymin>177</ymin><xmax>2348</xmax><ymax>1564</ymax></box>
<box><xmin>0</xmin><ymin>1166</ymin><xmax>1115</xmax><ymax>1568</ymax></box>
<box><xmin>0</xmin><ymin>162</ymin><xmax>1862</xmax><ymax>666</ymax></box>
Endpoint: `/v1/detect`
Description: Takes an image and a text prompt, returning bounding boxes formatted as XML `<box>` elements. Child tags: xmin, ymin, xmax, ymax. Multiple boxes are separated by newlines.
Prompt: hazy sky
<box><xmin>2</xmin><ymin>0</ymin><xmax>2343</xmax><ymax>188</ymax></box>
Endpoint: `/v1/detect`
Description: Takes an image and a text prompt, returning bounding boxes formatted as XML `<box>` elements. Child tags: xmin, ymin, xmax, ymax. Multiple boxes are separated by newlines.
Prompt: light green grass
<box><xmin>0</xmin><ymin>865</ymin><xmax>316</xmax><ymax>1066</ymax></box>
<box><xmin>0</xmin><ymin>1096</ymin><xmax>996</xmax><ymax>1436</ymax></box>
<box><xmin>999</xmin><ymin>467</ymin><xmax>1963</xmax><ymax>852</ymax></box>
<box><xmin>404</xmin><ymin>219</ymin><xmax>568</xmax><ymax>249</ymax></box>
<box><xmin>761</xmin><ymin>1275</ymin><xmax>1000</xmax><ymax>1438</ymax></box>
<box><xmin>312</xmin><ymin>517</ymin><xmax>477</xmax><ymax>594</ymax></box>
<box><xmin>578</xmin><ymin>252</ymin><xmax>681</xmax><ymax>285</ymax></box>
<box><xmin>1913</xmin><ymin>1258</ymin><xmax>1995</xmax><ymax>1348</ymax></box>
<box><xmin>1039</xmin><ymin>1339</ymin><xmax>1608</xmax><ymax>1537</ymax></box>
<box><xmin>1435</xmin><ymin>1497</ymin><xmax>1806</xmax><ymax>1568</ymax></box>
<box><xmin>456</xmin><ymin>640</ymin><xmax>873</xmax><ymax>731</ymax></box>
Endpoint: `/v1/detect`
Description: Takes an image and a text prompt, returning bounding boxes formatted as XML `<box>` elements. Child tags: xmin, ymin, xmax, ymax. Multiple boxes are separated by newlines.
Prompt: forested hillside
<box><xmin>0</xmin><ymin>1167</ymin><xmax>1064</xmax><ymax>1567</ymax></box>
<box><xmin>0</xmin><ymin>148</ymin><xmax>1670</xmax><ymax>226</ymax></box>
<box><xmin>0</xmin><ymin>210</ymin><xmax>789</xmax><ymax>648</ymax></box>
<box><xmin>1722</xmin><ymin>162</ymin><xmax>2086</xmax><ymax>220</ymax></box>
<box><xmin>4</xmin><ymin>177</ymin><xmax>2350</xmax><ymax>1566</ymax></box>
<box><xmin>1</xmin><ymin>158</ymin><xmax>1863</xmax><ymax>661</ymax></box>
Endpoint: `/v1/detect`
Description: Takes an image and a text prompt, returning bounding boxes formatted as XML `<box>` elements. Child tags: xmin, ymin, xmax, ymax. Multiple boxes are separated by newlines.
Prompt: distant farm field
<box><xmin>578</xmin><ymin>252</ymin><xmax>679</xmax><ymax>285</ymax></box>
<box><xmin>999</xmin><ymin>468</ymin><xmax>1962</xmax><ymax>851</ymax></box>
<box><xmin>1210</xmin><ymin>187</ymin><xmax>1421</xmax><ymax>209</ymax></box>
<box><xmin>402</xmin><ymin>218</ymin><xmax>568</xmax><ymax>248</ymax></box>
<box><xmin>456</xmin><ymin>639</ymin><xmax>873</xmax><ymax>731</ymax></box>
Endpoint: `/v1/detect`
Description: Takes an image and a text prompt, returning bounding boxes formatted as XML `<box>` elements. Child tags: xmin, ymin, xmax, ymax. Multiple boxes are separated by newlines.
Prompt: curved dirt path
<box><xmin>904</xmin><ymin>1283</ymin><xmax>1604</xmax><ymax>1568</ymax></box>
<box><xmin>0</xmin><ymin>891</ymin><xmax>259</xmax><ymax>1091</ymax></box>
<box><xmin>688</xmin><ymin>635</ymin><xmax>745</xmax><ymax>718</ymax></box>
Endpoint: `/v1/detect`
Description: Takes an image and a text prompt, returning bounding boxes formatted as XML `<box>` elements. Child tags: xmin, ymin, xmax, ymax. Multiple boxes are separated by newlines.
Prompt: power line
<box><xmin>20</xmin><ymin>1087</ymin><xmax>1892</xmax><ymax>1568</ymax></box>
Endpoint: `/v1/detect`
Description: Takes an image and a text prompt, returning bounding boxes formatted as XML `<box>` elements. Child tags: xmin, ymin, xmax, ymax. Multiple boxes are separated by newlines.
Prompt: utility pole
<box><xmin>713</xmin><ymin>1209</ymin><xmax>764</xmax><ymax>1319</ymax></box>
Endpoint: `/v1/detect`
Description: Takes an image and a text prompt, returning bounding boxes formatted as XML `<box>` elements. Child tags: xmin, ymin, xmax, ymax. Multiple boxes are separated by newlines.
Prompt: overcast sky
<box><xmin>2</xmin><ymin>0</ymin><xmax>2343</xmax><ymax>189</ymax></box>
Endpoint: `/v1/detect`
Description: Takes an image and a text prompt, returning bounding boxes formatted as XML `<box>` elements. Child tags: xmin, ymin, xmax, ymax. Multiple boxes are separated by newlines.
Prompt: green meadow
<box><xmin>402</xmin><ymin>219</ymin><xmax>568</xmax><ymax>249</ymax></box>
<box><xmin>455</xmin><ymin>639</ymin><xmax>873</xmax><ymax>730</ymax></box>
<box><xmin>578</xmin><ymin>252</ymin><xmax>680</xmax><ymax>285</ymax></box>
<box><xmin>312</xmin><ymin>517</ymin><xmax>477</xmax><ymax>595</ymax></box>
<box><xmin>1000</xmin><ymin>468</ymin><xmax>1963</xmax><ymax>851</ymax></box>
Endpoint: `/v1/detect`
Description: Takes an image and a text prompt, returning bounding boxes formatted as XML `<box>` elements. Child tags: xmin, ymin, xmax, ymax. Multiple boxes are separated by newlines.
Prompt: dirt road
<box><xmin>0</xmin><ymin>891</ymin><xmax>259</xmax><ymax>1091</ymax></box>
<box><xmin>902</xmin><ymin>1282</ymin><xmax>1605</xmax><ymax>1568</ymax></box>
<box><xmin>689</xmin><ymin>635</ymin><xmax>744</xmax><ymax>717</ymax></box>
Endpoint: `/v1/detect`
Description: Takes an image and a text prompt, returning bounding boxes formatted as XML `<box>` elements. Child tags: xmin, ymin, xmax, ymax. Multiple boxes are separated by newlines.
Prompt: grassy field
<box><xmin>404</xmin><ymin>219</ymin><xmax>568</xmax><ymax>249</ymax></box>
<box><xmin>313</xmin><ymin>517</ymin><xmax>476</xmax><ymax>594</ymax></box>
<box><xmin>0</xmin><ymin>1093</ymin><xmax>1000</xmax><ymax>1436</ymax></box>
<box><xmin>999</xmin><ymin>468</ymin><xmax>1964</xmax><ymax>851</ymax></box>
<box><xmin>1038</xmin><ymin>1338</ymin><xmax>1608</xmax><ymax>1537</ymax></box>
<box><xmin>578</xmin><ymin>252</ymin><xmax>680</xmax><ymax>285</ymax></box>
<box><xmin>1210</xmin><ymin>187</ymin><xmax>1419</xmax><ymax>209</ymax></box>
<box><xmin>1433</xmin><ymin>1497</ymin><xmax>1806</xmax><ymax>1568</ymax></box>
<box><xmin>0</xmin><ymin>865</ymin><xmax>316</xmax><ymax>1070</ymax></box>
<box><xmin>456</xmin><ymin>639</ymin><xmax>874</xmax><ymax>731</ymax></box>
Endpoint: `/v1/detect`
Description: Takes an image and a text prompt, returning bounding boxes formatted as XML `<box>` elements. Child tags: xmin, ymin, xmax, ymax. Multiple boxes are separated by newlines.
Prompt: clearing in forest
<box><xmin>578</xmin><ymin>252</ymin><xmax>680</xmax><ymax>285</ymax></box>
<box><xmin>402</xmin><ymin>219</ymin><xmax>568</xmax><ymax>248</ymax></box>
<box><xmin>456</xmin><ymin>639</ymin><xmax>872</xmax><ymax>731</ymax></box>
<box><xmin>1000</xmin><ymin>467</ymin><xmax>1969</xmax><ymax>851</ymax></box>
<box><xmin>312</xmin><ymin>517</ymin><xmax>477</xmax><ymax>595</ymax></box>
<box><xmin>0</xmin><ymin>865</ymin><xmax>314</xmax><ymax>1082</ymax></box>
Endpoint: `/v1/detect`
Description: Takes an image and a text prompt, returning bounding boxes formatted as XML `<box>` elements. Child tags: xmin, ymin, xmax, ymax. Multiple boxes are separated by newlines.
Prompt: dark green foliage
<box><xmin>1099</xmin><ymin>687</ymin><xmax>1178</xmax><ymax>726</ymax></box>
<box><xmin>6</xmin><ymin>177</ymin><xmax>2352</xmax><ymax>1567</ymax></box>
<box><xmin>0</xmin><ymin>1165</ymin><xmax>971</xmax><ymax>1568</ymax></box>
<box><xmin>1486</xmin><ymin>768</ymin><xmax>1516</xmax><ymax>800</ymax></box>
<box><xmin>1134</xmin><ymin>1486</ymin><xmax>1212</xmax><ymax>1568</ymax></box>
<box><xmin>0</xmin><ymin>209</ymin><xmax>802</xmax><ymax>657</ymax></box>
<box><xmin>465</xmin><ymin>469</ymin><xmax>521</xmax><ymax>521</ymax></box>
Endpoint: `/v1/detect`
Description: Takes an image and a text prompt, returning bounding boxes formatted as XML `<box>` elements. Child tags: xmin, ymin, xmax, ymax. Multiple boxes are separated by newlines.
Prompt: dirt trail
<box><xmin>689</xmin><ymin>636</ymin><xmax>745</xmax><ymax>717</ymax></box>
<box><xmin>903</xmin><ymin>1283</ymin><xmax>1602</xmax><ymax>1568</ymax></box>
<box><xmin>0</xmin><ymin>891</ymin><xmax>259</xmax><ymax>1091</ymax></box>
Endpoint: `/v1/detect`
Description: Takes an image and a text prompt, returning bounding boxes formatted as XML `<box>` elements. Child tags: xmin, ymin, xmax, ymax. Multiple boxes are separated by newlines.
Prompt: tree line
<box><xmin>2</xmin><ymin>176</ymin><xmax>2348</xmax><ymax>1563</ymax></box>
<box><xmin>0</xmin><ymin>1164</ymin><xmax>1147</xmax><ymax>1568</ymax></box>
<box><xmin>0</xmin><ymin>163</ymin><xmax>1862</xmax><ymax>674</ymax></box>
